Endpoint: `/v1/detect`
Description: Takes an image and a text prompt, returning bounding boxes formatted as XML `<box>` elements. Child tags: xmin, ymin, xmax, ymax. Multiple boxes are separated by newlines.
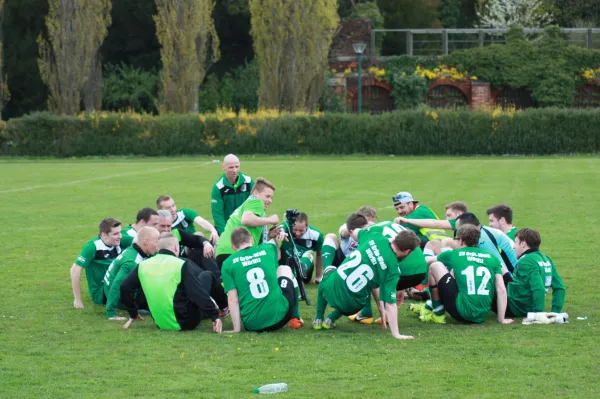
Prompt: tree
<box><xmin>0</xmin><ymin>0</ymin><xmax>9</xmax><ymax>118</ymax></box>
<box><xmin>38</xmin><ymin>0</ymin><xmax>112</xmax><ymax>115</ymax></box>
<box><xmin>351</xmin><ymin>1</ymin><xmax>385</xmax><ymax>54</ymax></box>
<box><xmin>477</xmin><ymin>0</ymin><xmax>553</xmax><ymax>28</ymax></box>
<box><xmin>377</xmin><ymin>0</ymin><xmax>441</xmax><ymax>56</ymax></box>
<box><xmin>250</xmin><ymin>0</ymin><xmax>339</xmax><ymax>111</ymax></box>
<box><xmin>154</xmin><ymin>0</ymin><xmax>220</xmax><ymax>113</ymax></box>
<box><xmin>440</xmin><ymin>0</ymin><xmax>479</xmax><ymax>28</ymax></box>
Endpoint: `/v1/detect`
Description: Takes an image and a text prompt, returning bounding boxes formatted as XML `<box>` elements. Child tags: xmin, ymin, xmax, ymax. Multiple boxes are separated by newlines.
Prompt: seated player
<box><xmin>120</xmin><ymin>207</ymin><xmax>159</xmax><ymax>248</ymax></box>
<box><xmin>396</xmin><ymin>201</ymin><xmax>468</xmax><ymax>252</ymax></box>
<box><xmin>418</xmin><ymin>225</ymin><xmax>513</xmax><ymax>325</ymax></box>
<box><xmin>219</xmin><ymin>227</ymin><xmax>296</xmax><ymax>333</ymax></box>
<box><xmin>104</xmin><ymin>226</ymin><xmax>159</xmax><ymax>320</ymax></box>
<box><xmin>343</xmin><ymin>214</ymin><xmax>427</xmax><ymax>324</ymax></box>
<box><xmin>120</xmin><ymin>233</ymin><xmax>227</xmax><ymax>332</ymax></box>
<box><xmin>392</xmin><ymin>191</ymin><xmax>448</xmax><ymax>247</ymax></box>
<box><xmin>493</xmin><ymin>228</ymin><xmax>565</xmax><ymax>319</ymax></box>
<box><xmin>335</xmin><ymin>206</ymin><xmax>377</xmax><ymax>264</ymax></box>
<box><xmin>455</xmin><ymin>213</ymin><xmax>518</xmax><ymax>273</ymax></box>
<box><xmin>278</xmin><ymin>211</ymin><xmax>324</xmax><ymax>329</ymax></box>
<box><xmin>313</xmin><ymin>230</ymin><xmax>421</xmax><ymax>340</ymax></box>
<box><xmin>157</xmin><ymin>195</ymin><xmax>219</xmax><ymax>244</ymax></box>
<box><xmin>70</xmin><ymin>218</ymin><xmax>122</xmax><ymax>308</ymax></box>
<box><xmin>280</xmin><ymin>212</ymin><xmax>324</xmax><ymax>283</ymax></box>
<box><xmin>215</xmin><ymin>177</ymin><xmax>282</xmax><ymax>268</ymax></box>
<box><xmin>486</xmin><ymin>204</ymin><xmax>518</xmax><ymax>241</ymax></box>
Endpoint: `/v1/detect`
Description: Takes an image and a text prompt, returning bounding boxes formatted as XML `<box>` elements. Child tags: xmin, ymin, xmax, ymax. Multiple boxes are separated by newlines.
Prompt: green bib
<box><xmin>138</xmin><ymin>254</ymin><xmax>185</xmax><ymax>331</ymax></box>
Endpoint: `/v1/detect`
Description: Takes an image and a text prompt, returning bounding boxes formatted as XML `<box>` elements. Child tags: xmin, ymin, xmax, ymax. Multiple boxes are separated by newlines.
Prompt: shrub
<box><xmin>3</xmin><ymin>108</ymin><xmax>600</xmax><ymax>156</ymax></box>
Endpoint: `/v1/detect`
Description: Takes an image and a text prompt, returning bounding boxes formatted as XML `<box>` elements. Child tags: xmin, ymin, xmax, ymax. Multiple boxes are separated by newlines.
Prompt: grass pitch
<box><xmin>1</xmin><ymin>156</ymin><xmax>599</xmax><ymax>398</ymax></box>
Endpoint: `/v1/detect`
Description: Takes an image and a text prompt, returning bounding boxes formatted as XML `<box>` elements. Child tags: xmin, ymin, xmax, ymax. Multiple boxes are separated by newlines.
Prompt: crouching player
<box><xmin>418</xmin><ymin>225</ymin><xmax>513</xmax><ymax>325</ymax></box>
<box><xmin>313</xmin><ymin>229</ymin><xmax>421</xmax><ymax>340</ymax></box>
<box><xmin>219</xmin><ymin>227</ymin><xmax>296</xmax><ymax>333</ymax></box>
<box><xmin>492</xmin><ymin>228</ymin><xmax>565</xmax><ymax>319</ymax></box>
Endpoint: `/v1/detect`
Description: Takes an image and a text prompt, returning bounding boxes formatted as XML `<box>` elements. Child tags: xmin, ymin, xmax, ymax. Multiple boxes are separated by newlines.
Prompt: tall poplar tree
<box><xmin>38</xmin><ymin>0</ymin><xmax>112</xmax><ymax>115</ymax></box>
<box><xmin>250</xmin><ymin>0</ymin><xmax>339</xmax><ymax>111</ymax></box>
<box><xmin>154</xmin><ymin>0</ymin><xmax>219</xmax><ymax>113</ymax></box>
<box><xmin>0</xmin><ymin>0</ymin><xmax>9</xmax><ymax>118</ymax></box>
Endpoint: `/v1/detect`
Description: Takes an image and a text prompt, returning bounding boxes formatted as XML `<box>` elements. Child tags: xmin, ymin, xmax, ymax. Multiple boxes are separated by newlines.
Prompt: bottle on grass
<box><xmin>254</xmin><ymin>383</ymin><xmax>288</xmax><ymax>394</ymax></box>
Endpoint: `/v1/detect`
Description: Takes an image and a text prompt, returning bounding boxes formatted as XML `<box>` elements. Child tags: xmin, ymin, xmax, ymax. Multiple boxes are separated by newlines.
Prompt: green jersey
<box><xmin>506</xmin><ymin>226</ymin><xmax>517</xmax><ymax>241</ymax></box>
<box><xmin>222</xmin><ymin>243</ymin><xmax>290</xmax><ymax>331</ymax></box>
<box><xmin>437</xmin><ymin>247</ymin><xmax>502</xmax><ymax>323</ymax></box>
<box><xmin>280</xmin><ymin>222</ymin><xmax>324</xmax><ymax>260</ymax></box>
<box><xmin>120</xmin><ymin>225</ymin><xmax>136</xmax><ymax>249</ymax></box>
<box><xmin>215</xmin><ymin>196</ymin><xmax>266</xmax><ymax>257</ymax></box>
<box><xmin>360</xmin><ymin>221</ymin><xmax>427</xmax><ymax>276</ymax></box>
<box><xmin>103</xmin><ymin>245</ymin><xmax>148</xmax><ymax>318</ymax></box>
<box><xmin>508</xmin><ymin>249</ymin><xmax>565</xmax><ymax>316</ymax></box>
<box><xmin>321</xmin><ymin>233</ymin><xmax>400</xmax><ymax>313</ymax></box>
<box><xmin>172</xmin><ymin>208</ymin><xmax>199</xmax><ymax>234</ymax></box>
<box><xmin>74</xmin><ymin>237</ymin><xmax>122</xmax><ymax>304</ymax></box>
<box><xmin>402</xmin><ymin>204</ymin><xmax>448</xmax><ymax>242</ymax></box>
<box><xmin>448</xmin><ymin>218</ymin><xmax>457</xmax><ymax>232</ymax></box>
<box><xmin>211</xmin><ymin>173</ymin><xmax>254</xmax><ymax>235</ymax></box>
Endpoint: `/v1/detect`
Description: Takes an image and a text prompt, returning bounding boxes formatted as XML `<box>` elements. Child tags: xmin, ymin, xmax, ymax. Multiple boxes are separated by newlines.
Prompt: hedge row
<box><xmin>1</xmin><ymin>109</ymin><xmax>600</xmax><ymax>156</ymax></box>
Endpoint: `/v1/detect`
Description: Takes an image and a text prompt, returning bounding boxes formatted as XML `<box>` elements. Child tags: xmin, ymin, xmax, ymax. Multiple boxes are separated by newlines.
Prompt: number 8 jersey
<box><xmin>437</xmin><ymin>247</ymin><xmax>502</xmax><ymax>323</ymax></box>
<box><xmin>222</xmin><ymin>243</ymin><xmax>290</xmax><ymax>331</ymax></box>
<box><xmin>321</xmin><ymin>232</ymin><xmax>401</xmax><ymax>313</ymax></box>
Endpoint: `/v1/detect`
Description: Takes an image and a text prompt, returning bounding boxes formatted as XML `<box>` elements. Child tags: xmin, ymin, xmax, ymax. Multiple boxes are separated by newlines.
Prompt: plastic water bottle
<box><xmin>254</xmin><ymin>383</ymin><xmax>288</xmax><ymax>394</ymax></box>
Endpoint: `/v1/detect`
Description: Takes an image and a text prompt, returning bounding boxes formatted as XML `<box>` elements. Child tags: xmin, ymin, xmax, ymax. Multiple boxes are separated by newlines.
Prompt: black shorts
<box><xmin>437</xmin><ymin>273</ymin><xmax>473</xmax><ymax>324</ymax></box>
<box><xmin>396</xmin><ymin>273</ymin><xmax>427</xmax><ymax>291</ymax></box>
<box><xmin>332</xmin><ymin>247</ymin><xmax>346</xmax><ymax>267</ymax></box>
<box><xmin>491</xmin><ymin>273</ymin><xmax>516</xmax><ymax>318</ymax></box>
<box><xmin>254</xmin><ymin>277</ymin><xmax>296</xmax><ymax>333</ymax></box>
<box><xmin>216</xmin><ymin>254</ymin><xmax>230</xmax><ymax>269</ymax></box>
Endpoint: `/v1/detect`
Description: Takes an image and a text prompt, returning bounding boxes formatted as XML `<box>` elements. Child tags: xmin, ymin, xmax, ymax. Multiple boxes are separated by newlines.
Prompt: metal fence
<box><xmin>370</xmin><ymin>28</ymin><xmax>600</xmax><ymax>57</ymax></box>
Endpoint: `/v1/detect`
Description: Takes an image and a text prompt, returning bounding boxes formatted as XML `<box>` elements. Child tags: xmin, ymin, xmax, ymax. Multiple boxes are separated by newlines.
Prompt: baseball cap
<box><xmin>392</xmin><ymin>192</ymin><xmax>419</xmax><ymax>204</ymax></box>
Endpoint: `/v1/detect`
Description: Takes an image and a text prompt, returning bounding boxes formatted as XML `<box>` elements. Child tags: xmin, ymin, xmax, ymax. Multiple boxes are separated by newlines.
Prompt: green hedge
<box><xmin>2</xmin><ymin>109</ymin><xmax>600</xmax><ymax>156</ymax></box>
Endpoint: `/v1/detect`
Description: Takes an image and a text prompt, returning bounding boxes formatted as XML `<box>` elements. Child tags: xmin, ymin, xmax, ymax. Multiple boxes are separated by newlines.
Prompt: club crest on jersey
<box><xmin>306</xmin><ymin>241</ymin><xmax>312</xmax><ymax>248</ymax></box>
<box><xmin>241</xmin><ymin>184</ymin><xmax>247</xmax><ymax>192</ymax></box>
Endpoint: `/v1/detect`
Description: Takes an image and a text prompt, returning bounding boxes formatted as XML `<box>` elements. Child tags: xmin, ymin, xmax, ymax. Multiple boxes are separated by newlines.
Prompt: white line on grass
<box><xmin>0</xmin><ymin>162</ymin><xmax>214</xmax><ymax>194</ymax></box>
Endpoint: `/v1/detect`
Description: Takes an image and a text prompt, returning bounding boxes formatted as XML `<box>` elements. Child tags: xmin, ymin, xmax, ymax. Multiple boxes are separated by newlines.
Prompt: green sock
<box><xmin>315</xmin><ymin>285</ymin><xmax>327</xmax><ymax>320</ymax></box>
<box><xmin>424</xmin><ymin>299</ymin><xmax>433</xmax><ymax>311</ymax></box>
<box><xmin>321</xmin><ymin>243</ymin><xmax>337</xmax><ymax>268</ymax></box>
<box><xmin>360</xmin><ymin>294</ymin><xmax>373</xmax><ymax>318</ymax></box>
<box><xmin>327</xmin><ymin>309</ymin><xmax>342</xmax><ymax>322</ymax></box>
<box><xmin>431</xmin><ymin>299</ymin><xmax>445</xmax><ymax>316</ymax></box>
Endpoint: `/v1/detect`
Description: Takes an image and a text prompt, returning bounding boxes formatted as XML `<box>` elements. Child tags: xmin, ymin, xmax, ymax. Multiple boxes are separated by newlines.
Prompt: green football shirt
<box><xmin>402</xmin><ymin>204</ymin><xmax>448</xmax><ymax>242</ymax></box>
<box><xmin>507</xmin><ymin>249</ymin><xmax>565</xmax><ymax>316</ymax></box>
<box><xmin>172</xmin><ymin>208</ymin><xmax>199</xmax><ymax>234</ymax></box>
<box><xmin>506</xmin><ymin>226</ymin><xmax>517</xmax><ymax>241</ymax></box>
<box><xmin>222</xmin><ymin>243</ymin><xmax>290</xmax><ymax>331</ymax></box>
<box><xmin>215</xmin><ymin>196</ymin><xmax>266</xmax><ymax>257</ymax></box>
<box><xmin>437</xmin><ymin>247</ymin><xmax>502</xmax><ymax>323</ymax></box>
<box><xmin>211</xmin><ymin>173</ymin><xmax>254</xmax><ymax>235</ymax></box>
<box><xmin>103</xmin><ymin>245</ymin><xmax>147</xmax><ymax>318</ymax></box>
<box><xmin>120</xmin><ymin>225</ymin><xmax>136</xmax><ymax>249</ymax></box>
<box><xmin>359</xmin><ymin>221</ymin><xmax>426</xmax><ymax>276</ymax></box>
<box><xmin>74</xmin><ymin>237</ymin><xmax>121</xmax><ymax>304</ymax></box>
<box><xmin>279</xmin><ymin>221</ymin><xmax>324</xmax><ymax>259</ymax></box>
<box><xmin>320</xmin><ymin>233</ymin><xmax>400</xmax><ymax>313</ymax></box>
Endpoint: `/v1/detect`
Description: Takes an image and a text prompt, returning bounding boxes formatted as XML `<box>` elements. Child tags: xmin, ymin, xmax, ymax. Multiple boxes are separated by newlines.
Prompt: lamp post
<box><xmin>352</xmin><ymin>42</ymin><xmax>367</xmax><ymax>114</ymax></box>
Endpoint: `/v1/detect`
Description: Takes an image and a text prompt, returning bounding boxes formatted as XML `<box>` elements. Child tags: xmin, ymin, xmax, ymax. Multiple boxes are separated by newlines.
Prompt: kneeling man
<box><xmin>121</xmin><ymin>233</ymin><xmax>227</xmax><ymax>332</ymax></box>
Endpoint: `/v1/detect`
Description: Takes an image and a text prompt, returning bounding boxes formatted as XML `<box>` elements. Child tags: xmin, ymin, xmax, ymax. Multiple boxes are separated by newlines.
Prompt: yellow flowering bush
<box><xmin>578</xmin><ymin>67</ymin><xmax>600</xmax><ymax>84</ymax></box>
<box><xmin>415</xmin><ymin>65</ymin><xmax>476</xmax><ymax>82</ymax></box>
